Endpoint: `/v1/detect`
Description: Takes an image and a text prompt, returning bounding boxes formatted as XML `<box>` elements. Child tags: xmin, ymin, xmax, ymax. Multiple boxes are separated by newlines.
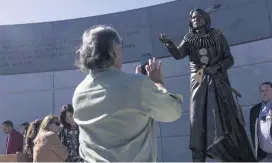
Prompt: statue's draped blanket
<box><xmin>184</xmin><ymin>14</ymin><xmax>256</xmax><ymax>160</ymax></box>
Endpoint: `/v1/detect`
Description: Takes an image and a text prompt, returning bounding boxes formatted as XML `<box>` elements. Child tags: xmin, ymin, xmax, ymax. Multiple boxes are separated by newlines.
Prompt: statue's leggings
<box><xmin>192</xmin><ymin>150</ymin><xmax>206</xmax><ymax>162</ymax></box>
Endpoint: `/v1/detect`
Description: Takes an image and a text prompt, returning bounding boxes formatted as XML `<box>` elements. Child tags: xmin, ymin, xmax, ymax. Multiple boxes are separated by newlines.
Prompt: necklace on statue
<box><xmin>184</xmin><ymin>29</ymin><xmax>221</xmax><ymax>48</ymax></box>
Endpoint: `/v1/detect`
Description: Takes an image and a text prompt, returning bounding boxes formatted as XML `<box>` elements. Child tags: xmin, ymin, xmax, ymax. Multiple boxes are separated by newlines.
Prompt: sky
<box><xmin>0</xmin><ymin>0</ymin><xmax>176</xmax><ymax>25</ymax></box>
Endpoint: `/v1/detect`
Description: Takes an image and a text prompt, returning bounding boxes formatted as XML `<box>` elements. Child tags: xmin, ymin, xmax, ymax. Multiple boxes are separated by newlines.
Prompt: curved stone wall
<box><xmin>0</xmin><ymin>0</ymin><xmax>271</xmax><ymax>75</ymax></box>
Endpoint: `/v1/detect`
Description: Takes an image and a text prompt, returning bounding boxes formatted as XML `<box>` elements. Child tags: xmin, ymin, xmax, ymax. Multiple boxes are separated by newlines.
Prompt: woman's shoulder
<box><xmin>44</xmin><ymin>131</ymin><xmax>57</xmax><ymax>136</ymax></box>
<box><xmin>39</xmin><ymin>131</ymin><xmax>58</xmax><ymax>140</ymax></box>
<box><xmin>39</xmin><ymin>131</ymin><xmax>61</xmax><ymax>145</ymax></box>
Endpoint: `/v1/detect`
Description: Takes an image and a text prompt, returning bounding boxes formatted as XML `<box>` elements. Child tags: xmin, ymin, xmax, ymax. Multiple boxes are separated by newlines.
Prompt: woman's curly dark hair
<box><xmin>75</xmin><ymin>25</ymin><xmax>122</xmax><ymax>72</ymax></box>
<box><xmin>60</xmin><ymin>104</ymin><xmax>74</xmax><ymax>130</ymax></box>
<box><xmin>23</xmin><ymin>119</ymin><xmax>42</xmax><ymax>161</ymax></box>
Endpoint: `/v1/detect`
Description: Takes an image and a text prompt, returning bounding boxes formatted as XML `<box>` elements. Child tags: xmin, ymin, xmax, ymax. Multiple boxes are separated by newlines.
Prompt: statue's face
<box><xmin>191</xmin><ymin>11</ymin><xmax>206</xmax><ymax>29</ymax></box>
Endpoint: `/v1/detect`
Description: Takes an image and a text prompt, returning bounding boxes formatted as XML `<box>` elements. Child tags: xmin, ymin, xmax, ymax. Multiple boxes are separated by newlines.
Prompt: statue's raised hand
<box><xmin>158</xmin><ymin>33</ymin><xmax>171</xmax><ymax>45</ymax></box>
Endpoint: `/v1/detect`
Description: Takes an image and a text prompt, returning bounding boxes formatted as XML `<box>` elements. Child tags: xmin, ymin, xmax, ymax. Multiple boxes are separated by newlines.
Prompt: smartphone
<box><xmin>140</xmin><ymin>53</ymin><xmax>152</xmax><ymax>75</ymax></box>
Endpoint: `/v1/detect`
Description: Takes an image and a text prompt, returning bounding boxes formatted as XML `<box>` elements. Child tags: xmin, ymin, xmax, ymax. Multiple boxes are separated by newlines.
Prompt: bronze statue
<box><xmin>159</xmin><ymin>9</ymin><xmax>256</xmax><ymax>162</ymax></box>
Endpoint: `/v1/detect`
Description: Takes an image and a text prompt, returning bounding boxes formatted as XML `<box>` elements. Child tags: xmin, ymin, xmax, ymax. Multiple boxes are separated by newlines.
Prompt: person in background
<box><xmin>33</xmin><ymin>114</ymin><xmax>68</xmax><ymax>162</ymax></box>
<box><xmin>19</xmin><ymin>122</ymin><xmax>29</xmax><ymax>138</ymax></box>
<box><xmin>250</xmin><ymin>82</ymin><xmax>272</xmax><ymax>161</ymax></box>
<box><xmin>2</xmin><ymin>120</ymin><xmax>24</xmax><ymax>154</ymax></box>
<box><xmin>24</xmin><ymin>119</ymin><xmax>42</xmax><ymax>161</ymax></box>
<box><xmin>73</xmin><ymin>25</ymin><xmax>182</xmax><ymax>162</ymax></box>
<box><xmin>59</xmin><ymin>104</ymin><xmax>81</xmax><ymax>162</ymax></box>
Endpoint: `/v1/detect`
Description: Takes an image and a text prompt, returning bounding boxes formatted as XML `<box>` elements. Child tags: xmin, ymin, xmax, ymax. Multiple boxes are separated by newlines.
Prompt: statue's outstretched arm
<box><xmin>165</xmin><ymin>40</ymin><xmax>190</xmax><ymax>60</ymax></box>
